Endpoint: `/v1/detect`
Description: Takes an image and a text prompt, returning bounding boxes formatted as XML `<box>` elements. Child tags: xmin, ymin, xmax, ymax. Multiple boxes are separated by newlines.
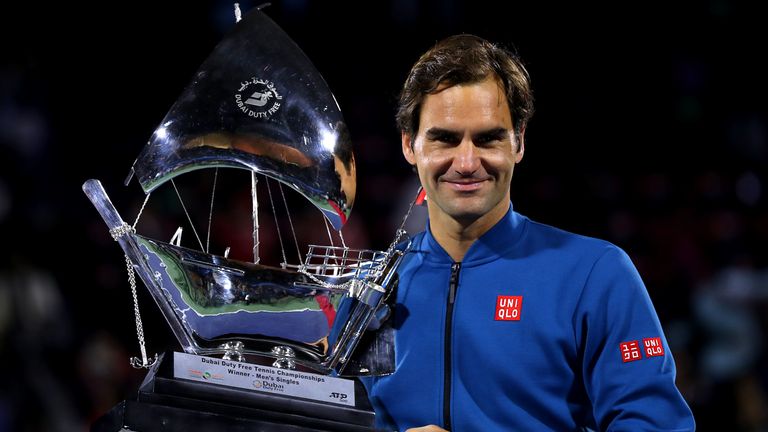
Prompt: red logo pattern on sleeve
<box><xmin>620</xmin><ymin>337</ymin><xmax>665</xmax><ymax>363</ymax></box>
<box><xmin>620</xmin><ymin>341</ymin><xmax>642</xmax><ymax>362</ymax></box>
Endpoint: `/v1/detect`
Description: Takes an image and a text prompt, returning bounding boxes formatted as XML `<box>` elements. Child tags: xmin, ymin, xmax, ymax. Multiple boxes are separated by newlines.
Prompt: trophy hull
<box><xmin>137</xmin><ymin>236</ymin><xmax>340</xmax><ymax>342</ymax></box>
<box><xmin>135</xmin><ymin>235</ymin><xmax>341</xmax><ymax>365</ymax></box>
<box><xmin>83</xmin><ymin>179</ymin><xmax>397</xmax><ymax>376</ymax></box>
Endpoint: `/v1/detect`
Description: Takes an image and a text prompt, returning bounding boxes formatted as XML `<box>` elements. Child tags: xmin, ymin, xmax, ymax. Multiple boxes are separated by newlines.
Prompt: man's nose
<box><xmin>453</xmin><ymin>139</ymin><xmax>481</xmax><ymax>174</ymax></box>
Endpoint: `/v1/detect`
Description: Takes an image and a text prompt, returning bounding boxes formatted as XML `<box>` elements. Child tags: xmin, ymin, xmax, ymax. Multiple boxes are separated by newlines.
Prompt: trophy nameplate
<box><xmin>172</xmin><ymin>352</ymin><xmax>356</xmax><ymax>406</ymax></box>
<box><xmin>91</xmin><ymin>352</ymin><xmax>381</xmax><ymax>431</ymax></box>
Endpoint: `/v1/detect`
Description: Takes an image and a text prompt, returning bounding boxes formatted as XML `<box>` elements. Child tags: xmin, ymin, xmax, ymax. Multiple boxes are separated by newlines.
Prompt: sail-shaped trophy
<box><xmin>84</xmin><ymin>6</ymin><xmax>413</xmax><ymax>431</ymax></box>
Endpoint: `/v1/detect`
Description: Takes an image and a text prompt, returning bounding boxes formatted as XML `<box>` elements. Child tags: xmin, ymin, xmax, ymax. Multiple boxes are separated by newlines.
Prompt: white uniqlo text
<box><xmin>643</xmin><ymin>337</ymin><xmax>664</xmax><ymax>358</ymax></box>
<box><xmin>495</xmin><ymin>295</ymin><xmax>522</xmax><ymax>321</ymax></box>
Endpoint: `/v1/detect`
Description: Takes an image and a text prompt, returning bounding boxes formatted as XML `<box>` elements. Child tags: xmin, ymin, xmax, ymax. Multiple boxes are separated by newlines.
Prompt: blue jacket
<box><xmin>362</xmin><ymin>205</ymin><xmax>694</xmax><ymax>431</ymax></box>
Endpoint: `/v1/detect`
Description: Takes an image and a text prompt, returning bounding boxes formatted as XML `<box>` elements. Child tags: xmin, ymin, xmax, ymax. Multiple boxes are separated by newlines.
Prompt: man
<box><xmin>361</xmin><ymin>34</ymin><xmax>695</xmax><ymax>431</ymax></box>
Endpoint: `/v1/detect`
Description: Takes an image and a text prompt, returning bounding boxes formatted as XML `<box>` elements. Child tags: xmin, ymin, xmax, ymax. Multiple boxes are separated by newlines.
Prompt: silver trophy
<box><xmin>84</xmin><ymin>6</ymin><xmax>413</xmax><ymax>431</ymax></box>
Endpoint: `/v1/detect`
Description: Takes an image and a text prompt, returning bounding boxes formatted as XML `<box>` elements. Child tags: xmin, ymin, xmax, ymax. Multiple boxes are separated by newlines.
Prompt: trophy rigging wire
<box><xmin>132</xmin><ymin>169</ymin><xmax>362</xmax><ymax>275</ymax></box>
<box><xmin>206</xmin><ymin>168</ymin><xmax>219</xmax><ymax>254</ymax></box>
<box><xmin>277</xmin><ymin>180</ymin><xmax>303</xmax><ymax>264</ymax></box>
<box><xmin>251</xmin><ymin>171</ymin><xmax>260</xmax><ymax>264</ymax></box>
<box><xmin>133</xmin><ymin>191</ymin><xmax>151</xmax><ymax>230</ymax></box>
<box><xmin>171</xmin><ymin>178</ymin><xmax>205</xmax><ymax>251</ymax></box>
<box><xmin>264</xmin><ymin>176</ymin><xmax>289</xmax><ymax>267</ymax></box>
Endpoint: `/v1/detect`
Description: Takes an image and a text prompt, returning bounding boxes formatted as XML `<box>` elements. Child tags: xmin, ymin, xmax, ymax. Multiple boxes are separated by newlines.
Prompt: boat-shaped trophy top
<box><xmin>83</xmin><ymin>6</ymin><xmax>408</xmax><ymax>377</ymax></box>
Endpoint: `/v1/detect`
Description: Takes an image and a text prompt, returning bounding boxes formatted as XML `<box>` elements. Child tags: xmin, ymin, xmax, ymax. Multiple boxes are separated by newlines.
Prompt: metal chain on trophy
<box><xmin>299</xmin><ymin>268</ymin><xmax>352</xmax><ymax>291</ymax></box>
<box><xmin>124</xmin><ymin>254</ymin><xmax>157</xmax><ymax>369</ymax></box>
<box><xmin>107</xmin><ymin>194</ymin><xmax>158</xmax><ymax>369</ymax></box>
<box><xmin>130</xmin><ymin>194</ymin><xmax>158</xmax><ymax>368</ymax></box>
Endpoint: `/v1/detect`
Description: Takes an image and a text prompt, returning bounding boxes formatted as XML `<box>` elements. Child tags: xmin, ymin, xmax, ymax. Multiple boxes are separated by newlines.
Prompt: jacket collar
<box><xmin>419</xmin><ymin>202</ymin><xmax>526</xmax><ymax>266</ymax></box>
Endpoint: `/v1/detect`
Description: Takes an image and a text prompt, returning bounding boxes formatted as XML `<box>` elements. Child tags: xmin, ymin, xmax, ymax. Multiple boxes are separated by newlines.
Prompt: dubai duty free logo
<box><xmin>235</xmin><ymin>77</ymin><xmax>283</xmax><ymax>119</ymax></box>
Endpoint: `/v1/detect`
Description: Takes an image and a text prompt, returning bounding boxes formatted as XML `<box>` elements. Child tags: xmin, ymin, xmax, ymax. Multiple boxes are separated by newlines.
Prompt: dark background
<box><xmin>1</xmin><ymin>0</ymin><xmax>767</xmax><ymax>430</ymax></box>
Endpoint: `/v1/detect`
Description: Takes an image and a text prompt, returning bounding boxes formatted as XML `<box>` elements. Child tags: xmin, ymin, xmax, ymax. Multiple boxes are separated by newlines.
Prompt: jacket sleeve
<box><xmin>574</xmin><ymin>246</ymin><xmax>695</xmax><ymax>431</ymax></box>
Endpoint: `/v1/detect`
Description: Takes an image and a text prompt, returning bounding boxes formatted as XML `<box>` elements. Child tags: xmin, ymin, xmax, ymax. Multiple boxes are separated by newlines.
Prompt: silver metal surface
<box><xmin>127</xmin><ymin>8</ymin><xmax>355</xmax><ymax>230</ymax></box>
<box><xmin>82</xmin><ymin>8</ymin><xmax>402</xmax><ymax>378</ymax></box>
<box><xmin>84</xmin><ymin>179</ymin><xmax>400</xmax><ymax>376</ymax></box>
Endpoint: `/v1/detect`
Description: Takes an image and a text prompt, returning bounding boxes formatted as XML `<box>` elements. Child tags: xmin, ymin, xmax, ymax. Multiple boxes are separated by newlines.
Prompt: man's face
<box><xmin>402</xmin><ymin>76</ymin><xmax>523</xmax><ymax>226</ymax></box>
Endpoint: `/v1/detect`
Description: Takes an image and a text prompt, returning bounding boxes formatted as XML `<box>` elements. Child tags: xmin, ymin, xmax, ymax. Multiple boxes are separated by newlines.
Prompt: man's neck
<box><xmin>427</xmin><ymin>202</ymin><xmax>508</xmax><ymax>262</ymax></box>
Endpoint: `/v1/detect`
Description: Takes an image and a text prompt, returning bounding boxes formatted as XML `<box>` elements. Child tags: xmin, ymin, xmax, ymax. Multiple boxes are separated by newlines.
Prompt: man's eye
<box><xmin>432</xmin><ymin>136</ymin><xmax>460</xmax><ymax>145</ymax></box>
<box><xmin>475</xmin><ymin>136</ymin><xmax>501</xmax><ymax>145</ymax></box>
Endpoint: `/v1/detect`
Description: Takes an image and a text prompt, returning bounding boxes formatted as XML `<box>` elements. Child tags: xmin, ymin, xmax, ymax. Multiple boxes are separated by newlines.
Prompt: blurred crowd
<box><xmin>1</xmin><ymin>1</ymin><xmax>767</xmax><ymax>431</ymax></box>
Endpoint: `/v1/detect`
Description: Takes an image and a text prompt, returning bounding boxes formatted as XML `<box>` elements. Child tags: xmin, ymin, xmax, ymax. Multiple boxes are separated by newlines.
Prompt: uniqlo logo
<box><xmin>643</xmin><ymin>337</ymin><xmax>664</xmax><ymax>358</ymax></box>
<box><xmin>495</xmin><ymin>295</ymin><xmax>522</xmax><ymax>321</ymax></box>
<box><xmin>620</xmin><ymin>341</ymin><xmax>641</xmax><ymax>362</ymax></box>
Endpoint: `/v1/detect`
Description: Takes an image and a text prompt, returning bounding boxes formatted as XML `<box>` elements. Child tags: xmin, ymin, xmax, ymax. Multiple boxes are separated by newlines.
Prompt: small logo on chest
<box><xmin>495</xmin><ymin>295</ymin><xmax>522</xmax><ymax>321</ymax></box>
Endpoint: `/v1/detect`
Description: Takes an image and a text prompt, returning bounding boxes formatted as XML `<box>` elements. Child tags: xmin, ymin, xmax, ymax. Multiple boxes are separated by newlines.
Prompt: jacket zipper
<box><xmin>444</xmin><ymin>262</ymin><xmax>461</xmax><ymax>430</ymax></box>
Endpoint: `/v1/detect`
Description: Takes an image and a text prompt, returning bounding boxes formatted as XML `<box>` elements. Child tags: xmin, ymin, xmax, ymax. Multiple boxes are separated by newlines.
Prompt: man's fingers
<box><xmin>405</xmin><ymin>426</ymin><xmax>449</xmax><ymax>432</ymax></box>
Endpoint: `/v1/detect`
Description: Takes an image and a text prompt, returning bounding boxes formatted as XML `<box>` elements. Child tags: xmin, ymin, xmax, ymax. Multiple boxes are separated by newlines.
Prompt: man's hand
<box><xmin>405</xmin><ymin>426</ymin><xmax>449</xmax><ymax>432</ymax></box>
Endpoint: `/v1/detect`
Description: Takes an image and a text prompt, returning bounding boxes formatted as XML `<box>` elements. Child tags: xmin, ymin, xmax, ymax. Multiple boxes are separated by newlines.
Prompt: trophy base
<box><xmin>91</xmin><ymin>352</ymin><xmax>381</xmax><ymax>432</ymax></box>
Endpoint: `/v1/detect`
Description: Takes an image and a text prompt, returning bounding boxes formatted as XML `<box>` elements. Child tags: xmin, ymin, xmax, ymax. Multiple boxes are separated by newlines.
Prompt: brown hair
<box><xmin>396</xmin><ymin>34</ymin><xmax>534</xmax><ymax>144</ymax></box>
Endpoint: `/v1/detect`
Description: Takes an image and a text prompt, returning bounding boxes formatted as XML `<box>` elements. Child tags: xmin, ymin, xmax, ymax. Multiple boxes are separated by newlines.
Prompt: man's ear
<box><xmin>514</xmin><ymin>129</ymin><xmax>525</xmax><ymax>164</ymax></box>
<box><xmin>401</xmin><ymin>132</ymin><xmax>416</xmax><ymax>165</ymax></box>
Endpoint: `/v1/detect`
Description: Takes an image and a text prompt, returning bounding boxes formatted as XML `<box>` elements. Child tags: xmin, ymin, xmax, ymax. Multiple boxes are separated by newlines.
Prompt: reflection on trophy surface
<box><xmin>83</xmin><ymin>6</ymin><xmax>416</xmax><ymax>430</ymax></box>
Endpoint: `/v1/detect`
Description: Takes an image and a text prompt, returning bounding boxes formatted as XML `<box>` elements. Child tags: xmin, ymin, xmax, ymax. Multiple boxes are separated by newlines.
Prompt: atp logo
<box><xmin>329</xmin><ymin>392</ymin><xmax>348</xmax><ymax>401</ymax></box>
